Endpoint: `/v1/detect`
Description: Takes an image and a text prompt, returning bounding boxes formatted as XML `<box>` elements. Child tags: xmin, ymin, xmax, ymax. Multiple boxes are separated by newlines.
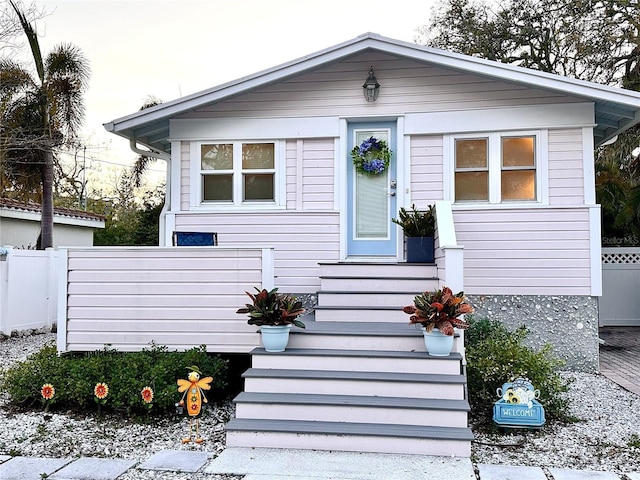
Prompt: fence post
<box><xmin>56</xmin><ymin>248</ymin><xmax>69</xmax><ymax>353</ymax></box>
<box><xmin>0</xmin><ymin>247</ymin><xmax>10</xmax><ymax>336</ymax></box>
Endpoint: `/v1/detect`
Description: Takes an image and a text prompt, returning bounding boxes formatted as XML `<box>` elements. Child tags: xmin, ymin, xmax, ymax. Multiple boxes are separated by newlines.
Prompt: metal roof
<box><xmin>104</xmin><ymin>32</ymin><xmax>640</xmax><ymax>153</ymax></box>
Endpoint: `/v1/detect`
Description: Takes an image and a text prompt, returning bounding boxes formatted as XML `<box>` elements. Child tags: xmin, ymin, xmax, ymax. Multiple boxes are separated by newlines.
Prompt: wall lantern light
<box><xmin>362</xmin><ymin>66</ymin><xmax>380</xmax><ymax>102</ymax></box>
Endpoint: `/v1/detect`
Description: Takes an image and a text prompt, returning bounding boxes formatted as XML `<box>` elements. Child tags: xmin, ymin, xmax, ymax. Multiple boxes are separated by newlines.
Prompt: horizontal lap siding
<box><xmin>175</xmin><ymin>212</ymin><xmax>339</xmax><ymax>292</ymax></box>
<box><xmin>410</xmin><ymin>136</ymin><xmax>444</xmax><ymax>205</ymax></box>
<box><xmin>302</xmin><ymin>139</ymin><xmax>334</xmax><ymax>210</ymax></box>
<box><xmin>180</xmin><ymin>53</ymin><xmax>580</xmax><ymax>120</ymax></box>
<box><xmin>65</xmin><ymin>248</ymin><xmax>263</xmax><ymax>352</ymax></box>
<box><xmin>548</xmin><ymin>129</ymin><xmax>584</xmax><ymax>205</ymax></box>
<box><xmin>454</xmin><ymin>208</ymin><xmax>591</xmax><ymax>295</ymax></box>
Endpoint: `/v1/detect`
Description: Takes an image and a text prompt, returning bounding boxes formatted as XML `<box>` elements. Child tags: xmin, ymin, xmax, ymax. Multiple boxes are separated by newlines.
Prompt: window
<box><xmin>453</xmin><ymin>133</ymin><xmax>538</xmax><ymax>203</ymax></box>
<box><xmin>200</xmin><ymin>142</ymin><xmax>277</xmax><ymax>204</ymax></box>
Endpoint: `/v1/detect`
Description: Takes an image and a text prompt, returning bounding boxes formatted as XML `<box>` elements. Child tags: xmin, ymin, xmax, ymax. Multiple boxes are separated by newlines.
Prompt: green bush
<box><xmin>0</xmin><ymin>343</ymin><xmax>228</xmax><ymax>416</ymax></box>
<box><xmin>465</xmin><ymin>317</ymin><xmax>571</xmax><ymax>426</ymax></box>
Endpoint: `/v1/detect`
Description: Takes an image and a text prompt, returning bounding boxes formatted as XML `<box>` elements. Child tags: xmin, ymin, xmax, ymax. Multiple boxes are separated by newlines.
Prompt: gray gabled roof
<box><xmin>104</xmin><ymin>32</ymin><xmax>640</xmax><ymax>153</ymax></box>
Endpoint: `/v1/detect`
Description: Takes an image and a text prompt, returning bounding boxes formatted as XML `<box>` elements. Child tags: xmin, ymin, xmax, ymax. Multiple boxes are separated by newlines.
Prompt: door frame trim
<box><xmin>338</xmin><ymin>117</ymin><xmax>406</xmax><ymax>261</ymax></box>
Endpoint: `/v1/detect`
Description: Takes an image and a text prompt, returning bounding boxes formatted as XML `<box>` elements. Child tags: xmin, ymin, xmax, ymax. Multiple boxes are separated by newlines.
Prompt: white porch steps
<box><xmin>314</xmin><ymin>262</ymin><xmax>438</xmax><ymax>322</ymax></box>
<box><xmin>225</xmin><ymin>262</ymin><xmax>473</xmax><ymax>457</ymax></box>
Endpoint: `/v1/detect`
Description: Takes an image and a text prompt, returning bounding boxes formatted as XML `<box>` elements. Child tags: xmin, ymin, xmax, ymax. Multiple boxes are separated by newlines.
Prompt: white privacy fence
<box><xmin>0</xmin><ymin>248</ymin><xmax>59</xmax><ymax>336</ymax></box>
<box><xmin>599</xmin><ymin>248</ymin><xmax>640</xmax><ymax>326</ymax></box>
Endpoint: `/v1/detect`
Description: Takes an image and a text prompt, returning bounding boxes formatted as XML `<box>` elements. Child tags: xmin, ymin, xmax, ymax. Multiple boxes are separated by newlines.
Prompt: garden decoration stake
<box><xmin>176</xmin><ymin>365</ymin><xmax>213</xmax><ymax>444</ymax></box>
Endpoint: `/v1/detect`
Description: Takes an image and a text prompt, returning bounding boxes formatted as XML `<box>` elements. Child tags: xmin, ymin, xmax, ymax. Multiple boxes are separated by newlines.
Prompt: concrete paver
<box><xmin>599</xmin><ymin>327</ymin><xmax>640</xmax><ymax>396</ymax></box>
<box><xmin>548</xmin><ymin>468</ymin><xmax>620</xmax><ymax>479</ymax></box>
<box><xmin>0</xmin><ymin>456</ymin><xmax>73</xmax><ymax>480</ymax></box>
<box><xmin>626</xmin><ymin>474</ymin><xmax>640</xmax><ymax>480</ymax></box>
<box><xmin>49</xmin><ymin>457</ymin><xmax>137</xmax><ymax>480</ymax></box>
<box><xmin>477</xmin><ymin>464</ymin><xmax>547</xmax><ymax>480</ymax></box>
<box><xmin>0</xmin><ymin>455</ymin><xmax>10</xmax><ymax>463</ymax></box>
<box><xmin>138</xmin><ymin>449</ymin><xmax>212</xmax><ymax>473</ymax></box>
<box><xmin>205</xmin><ymin>447</ymin><xmax>475</xmax><ymax>480</ymax></box>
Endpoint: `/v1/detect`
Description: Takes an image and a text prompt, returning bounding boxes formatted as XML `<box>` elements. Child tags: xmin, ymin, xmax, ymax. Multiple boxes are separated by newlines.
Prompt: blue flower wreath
<box><xmin>351</xmin><ymin>137</ymin><xmax>392</xmax><ymax>175</ymax></box>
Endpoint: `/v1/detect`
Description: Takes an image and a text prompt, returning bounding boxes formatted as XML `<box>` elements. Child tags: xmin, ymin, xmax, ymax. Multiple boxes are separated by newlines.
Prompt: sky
<box><xmin>24</xmin><ymin>0</ymin><xmax>436</xmax><ymax>186</ymax></box>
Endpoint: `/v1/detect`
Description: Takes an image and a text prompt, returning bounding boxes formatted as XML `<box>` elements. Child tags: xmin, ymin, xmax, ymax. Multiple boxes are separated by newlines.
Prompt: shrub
<box><xmin>0</xmin><ymin>343</ymin><xmax>228</xmax><ymax>417</ymax></box>
<box><xmin>465</xmin><ymin>317</ymin><xmax>571</xmax><ymax>426</ymax></box>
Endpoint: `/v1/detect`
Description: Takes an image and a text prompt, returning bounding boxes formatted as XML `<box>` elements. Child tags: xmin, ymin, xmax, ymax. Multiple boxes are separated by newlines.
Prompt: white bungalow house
<box><xmin>98</xmin><ymin>33</ymin><xmax>640</xmax><ymax>456</ymax></box>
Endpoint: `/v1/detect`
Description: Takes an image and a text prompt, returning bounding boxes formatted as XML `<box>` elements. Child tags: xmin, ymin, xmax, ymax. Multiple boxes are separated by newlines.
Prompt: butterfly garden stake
<box><xmin>176</xmin><ymin>366</ymin><xmax>213</xmax><ymax>444</ymax></box>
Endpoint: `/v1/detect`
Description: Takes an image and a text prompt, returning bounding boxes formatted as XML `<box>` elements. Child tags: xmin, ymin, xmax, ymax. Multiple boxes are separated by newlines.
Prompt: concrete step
<box><xmin>242</xmin><ymin>368</ymin><xmax>466</xmax><ymax>399</ymax></box>
<box><xmin>318</xmin><ymin>262</ymin><xmax>437</xmax><ymax>278</ymax></box>
<box><xmin>234</xmin><ymin>392</ymin><xmax>470</xmax><ymax>428</ymax></box>
<box><xmin>314</xmin><ymin>306</ymin><xmax>409</xmax><ymax>323</ymax></box>
<box><xmin>288</xmin><ymin>320</ymin><xmax>426</xmax><ymax>351</ymax></box>
<box><xmin>317</xmin><ymin>291</ymin><xmax>418</xmax><ymax>307</ymax></box>
<box><xmin>320</xmin><ymin>276</ymin><xmax>437</xmax><ymax>292</ymax></box>
<box><xmin>225</xmin><ymin>418</ymin><xmax>473</xmax><ymax>456</ymax></box>
<box><xmin>250</xmin><ymin>348</ymin><xmax>463</xmax><ymax>375</ymax></box>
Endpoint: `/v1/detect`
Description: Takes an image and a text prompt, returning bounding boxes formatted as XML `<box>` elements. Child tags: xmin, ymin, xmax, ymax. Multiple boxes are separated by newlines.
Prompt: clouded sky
<box><xmin>27</xmin><ymin>0</ymin><xmax>434</xmax><ymax>180</ymax></box>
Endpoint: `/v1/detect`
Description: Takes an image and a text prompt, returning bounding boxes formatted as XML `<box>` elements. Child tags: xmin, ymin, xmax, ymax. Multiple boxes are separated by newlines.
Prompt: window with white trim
<box><xmin>200</xmin><ymin>141</ymin><xmax>277</xmax><ymax>204</ymax></box>
<box><xmin>453</xmin><ymin>133</ymin><xmax>538</xmax><ymax>203</ymax></box>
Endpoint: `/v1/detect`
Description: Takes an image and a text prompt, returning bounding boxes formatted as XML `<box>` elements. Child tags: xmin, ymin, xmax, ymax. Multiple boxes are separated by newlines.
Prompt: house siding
<box><xmin>453</xmin><ymin>207</ymin><xmax>591</xmax><ymax>295</ymax></box>
<box><xmin>410</xmin><ymin>135</ymin><xmax>444</xmax><ymax>205</ymax></box>
<box><xmin>63</xmin><ymin>247</ymin><xmax>265</xmax><ymax>352</ymax></box>
<box><xmin>548</xmin><ymin>128</ymin><xmax>585</xmax><ymax>205</ymax></box>
<box><xmin>178</xmin><ymin>53</ymin><xmax>582</xmax><ymax>121</ymax></box>
<box><xmin>174</xmin><ymin>212</ymin><xmax>339</xmax><ymax>293</ymax></box>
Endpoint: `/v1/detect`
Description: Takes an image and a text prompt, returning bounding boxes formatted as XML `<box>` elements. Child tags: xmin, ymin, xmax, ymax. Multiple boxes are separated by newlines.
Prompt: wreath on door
<box><xmin>351</xmin><ymin>136</ymin><xmax>392</xmax><ymax>175</ymax></box>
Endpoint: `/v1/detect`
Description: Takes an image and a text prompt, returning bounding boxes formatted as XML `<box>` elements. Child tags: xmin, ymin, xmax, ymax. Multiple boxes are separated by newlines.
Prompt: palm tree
<box><xmin>0</xmin><ymin>0</ymin><xmax>89</xmax><ymax>249</ymax></box>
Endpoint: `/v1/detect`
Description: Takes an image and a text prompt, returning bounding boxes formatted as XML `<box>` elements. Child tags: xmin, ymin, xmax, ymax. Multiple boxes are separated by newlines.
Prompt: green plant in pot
<box><xmin>402</xmin><ymin>286</ymin><xmax>473</xmax><ymax>356</ymax></box>
<box><xmin>236</xmin><ymin>287</ymin><xmax>305</xmax><ymax>352</ymax></box>
<box><xmin>392</xmin><ymin>204</ymin><xmax>435</xmax><ymax>263</ymax></box>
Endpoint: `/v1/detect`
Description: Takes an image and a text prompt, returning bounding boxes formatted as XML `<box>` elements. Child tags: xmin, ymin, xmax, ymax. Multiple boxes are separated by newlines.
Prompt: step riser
<box><xmin>288</xmin><ymin>334</ymin><xmax>426</xmax><ymax>351</ymax></box>
<box><xmin>319</xmin><ymin>264</ymin><xmax>438</xmax><ymax>278</ymax></box>
<box><xmin>314</xmin><ymin>309</ymin><xmax>409</xmax><ymax>322</ymax></box>
<box><xmin>318</xmin><ymin>293</ymin><xmax>420</xmax><ymax>307</ymax></box>
<box><xmin>320</xmin><ymin>278</ymin><xmax>437</xmax><ymax>292</ymax></box>
<box><xmin>252</xmin><ymin>354</ymin><xmax>460</xmax><ymax>375</ymax></box>
<box><xmin>235</xmin><ymin>404</ymin><xmax>468</xmax><ymax>428</ymax></box>
<box><xmin>243</xmin><ymin>378</ymin><xmax>464</xmax><ymax>399</ymax></box>
<box><xmin>226</xmin><ymin>431</ymin><xmax>471</xmax><ymax>457</ymax></box>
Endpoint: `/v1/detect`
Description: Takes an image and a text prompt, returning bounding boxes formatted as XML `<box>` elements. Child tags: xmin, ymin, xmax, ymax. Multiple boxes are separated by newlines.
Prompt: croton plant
<box><xmin>403</xmin><ymin>286</ymin><xmax>473</xmax><ymax>335</ymax></box>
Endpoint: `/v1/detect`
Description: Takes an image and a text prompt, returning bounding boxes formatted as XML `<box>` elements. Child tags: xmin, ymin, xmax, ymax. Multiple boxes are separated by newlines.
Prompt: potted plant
<box><xmin>236</xmin><ymin>287</ymin><xmax>305</xmax><ymax>352</ymax></box>
<box><xmin>392</xmin><ymin>204</ymin><xmax>435</xmax><ymax>263</ymax></box>
<box><xmin>402</xmin><ymin>286</ymin><xmax>473</xmax><ymax>356</ymax></box>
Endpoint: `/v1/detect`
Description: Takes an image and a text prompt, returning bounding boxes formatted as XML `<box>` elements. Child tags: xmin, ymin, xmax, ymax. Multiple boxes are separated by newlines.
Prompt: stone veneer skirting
<box><xmin>467</xmin><ymin>294</ymin><xmax>599</xmax><ymax>373</ymax></box>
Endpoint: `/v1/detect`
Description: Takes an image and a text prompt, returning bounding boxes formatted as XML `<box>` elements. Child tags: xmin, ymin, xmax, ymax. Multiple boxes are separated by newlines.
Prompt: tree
<box><xmin>0</xmin><ymin>0</ymin><xmax>90</xmax><ymax>249</ymax></box>
<box><xmin>418</xmin><ymin>0</ymin><xmax>640</xmax><ymax>243</ymax></box>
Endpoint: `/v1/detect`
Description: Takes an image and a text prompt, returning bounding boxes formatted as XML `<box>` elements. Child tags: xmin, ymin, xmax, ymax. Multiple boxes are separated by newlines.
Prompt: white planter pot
<box><xmin>260</xmin><ymin>325</ymin><xmax>292</xmax><ymax>352</ymax></box>
<box><xmin>421</xmin><ymin>327</ymin><xmax>454</xmax><ymax>356</ymax></box>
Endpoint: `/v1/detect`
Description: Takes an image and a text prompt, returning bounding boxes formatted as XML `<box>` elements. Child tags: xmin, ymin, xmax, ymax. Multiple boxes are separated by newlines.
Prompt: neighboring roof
<box><xmin>104</xmin><ymin>32</ymin><xmax>640</xmax><ymax>152</ymax></box>
<box><xmin>0</xmin><ymin>198</ymin><xmax>105</xmax><ymax>227</ymax></box>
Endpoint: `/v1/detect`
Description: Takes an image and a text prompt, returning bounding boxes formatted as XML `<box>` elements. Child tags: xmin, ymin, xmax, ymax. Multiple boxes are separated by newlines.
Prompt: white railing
<box><xmin>0</xmin><ymin>247</ymin><xmax>59</xmax><ymax>335</ymax></box>
<box><xmin>57</xmin><ymin>246</ymin><xmax>275</xmax><ymax>353</ymax></box>
<box><xmin>434</xmin><ymin>200</ymin><xmax>464</xmax><ymax>293</ymax></box>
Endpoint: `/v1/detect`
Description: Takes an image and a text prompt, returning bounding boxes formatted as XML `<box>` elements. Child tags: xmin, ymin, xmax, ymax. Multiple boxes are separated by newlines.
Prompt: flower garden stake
<box><xmin>94</xmin><ymin>382</ymin><xmax>109</xmax><ymax>416</ymax></box>
<box><xmin>40</xmin><ymin>384</ymin><xmax>55</xmax><ymax>413</ymax></box>
<box><xmin>141</xmin><ymin>386</ymin><xmax>154</xmax><ymax>414</ymax></box>
<box><xmin>351</xmin><ymin>136</ymin><xmax>392</xmax><ymax>175</ymax></box>
<box><xmin>177</xmin><ymin>366</ymin><xmax>213</xmax><ymax>444</ymax></box>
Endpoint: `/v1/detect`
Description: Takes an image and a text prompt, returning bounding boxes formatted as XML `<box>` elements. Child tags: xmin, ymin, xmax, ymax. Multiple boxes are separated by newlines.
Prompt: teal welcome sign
<box><xmin>493</xmin><ymin>377</ymin><xmax>546</xmax><ymax>429</ymax></box>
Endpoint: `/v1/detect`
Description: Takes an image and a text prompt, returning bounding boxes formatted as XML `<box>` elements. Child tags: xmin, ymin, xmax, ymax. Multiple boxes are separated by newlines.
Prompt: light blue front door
<box><xmin>347</xmin><ymin>122</ymin><xmax>397</xmax><ymax>257</ymax></box>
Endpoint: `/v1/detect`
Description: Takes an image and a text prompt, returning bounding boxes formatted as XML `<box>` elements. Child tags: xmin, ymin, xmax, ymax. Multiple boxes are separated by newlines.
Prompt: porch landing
<box><xmin>225</xmin><ymin>262</ymin><xmax>473</xmax><ymax>457</ymax></box>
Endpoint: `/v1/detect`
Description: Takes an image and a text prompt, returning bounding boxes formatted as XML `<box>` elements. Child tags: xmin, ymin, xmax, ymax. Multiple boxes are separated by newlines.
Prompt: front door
<box><xmin>347</xmin><ymin>121</ymin><xmax>397</xmax><ymax>257</ymax></box>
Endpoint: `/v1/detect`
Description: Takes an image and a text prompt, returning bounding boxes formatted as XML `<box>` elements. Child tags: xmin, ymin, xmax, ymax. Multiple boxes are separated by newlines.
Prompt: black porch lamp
<box><xmin>362</xmin><ymin>66</ymin><xmax>380</xmax><ymax>102</ymax></box>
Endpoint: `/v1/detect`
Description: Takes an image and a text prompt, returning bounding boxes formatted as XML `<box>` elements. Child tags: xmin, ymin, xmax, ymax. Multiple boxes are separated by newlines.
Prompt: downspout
<box><xmin>129</xmin><ymin>139</ymin><xmax>171</xmax><ymax>246</ymax></box>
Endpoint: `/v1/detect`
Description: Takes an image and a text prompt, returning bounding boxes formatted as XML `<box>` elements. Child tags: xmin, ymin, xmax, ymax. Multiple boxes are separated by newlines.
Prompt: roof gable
<box><xmin>105</xmin><ymin>32</ymin><xmax>640</xmax><ymax>151</ymax></box>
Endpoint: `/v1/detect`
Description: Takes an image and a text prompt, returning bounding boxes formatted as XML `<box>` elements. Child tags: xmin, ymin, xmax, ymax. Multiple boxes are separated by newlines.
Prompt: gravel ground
<box><xmin>2</xmin><ymin>332</ymin><xmax>640</xmax><ymax>478</ymax></box>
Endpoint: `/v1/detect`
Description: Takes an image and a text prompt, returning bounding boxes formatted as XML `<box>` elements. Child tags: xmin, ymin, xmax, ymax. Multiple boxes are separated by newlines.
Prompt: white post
<box><xmin>56</xmin><ymin>248</ymin><xmax>69</xmax><ymax>354</ymax></box>
<box><xmin>261</xmin><ymin>248</ymin><xmax>275</xmax><ymax>290</ymax></box>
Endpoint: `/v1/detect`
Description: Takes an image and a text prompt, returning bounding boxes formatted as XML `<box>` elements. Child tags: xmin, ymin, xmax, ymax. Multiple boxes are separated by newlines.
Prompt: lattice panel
<box><xmin>602</xmin><ymin>252</ymin><xmax>640</xmax><ymax>264</ymax></box>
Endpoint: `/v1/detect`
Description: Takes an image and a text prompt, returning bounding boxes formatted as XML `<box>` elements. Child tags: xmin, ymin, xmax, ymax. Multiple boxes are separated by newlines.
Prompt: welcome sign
<box><xmin>493</xmin><ymin>377</ymin><xmax>546</xmax><ymax>429</ymax></box>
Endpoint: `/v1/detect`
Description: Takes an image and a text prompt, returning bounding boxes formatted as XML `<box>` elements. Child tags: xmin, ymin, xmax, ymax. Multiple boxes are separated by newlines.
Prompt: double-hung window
<box><xmin>453</xmin><ymin>132</ymin><xmax>538</xmax><ymax>203</ymax></box>
<box><xmin>200</xmin><ymin>141</ymin><xmax>278</xmax><ymax>205</ymax></box>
